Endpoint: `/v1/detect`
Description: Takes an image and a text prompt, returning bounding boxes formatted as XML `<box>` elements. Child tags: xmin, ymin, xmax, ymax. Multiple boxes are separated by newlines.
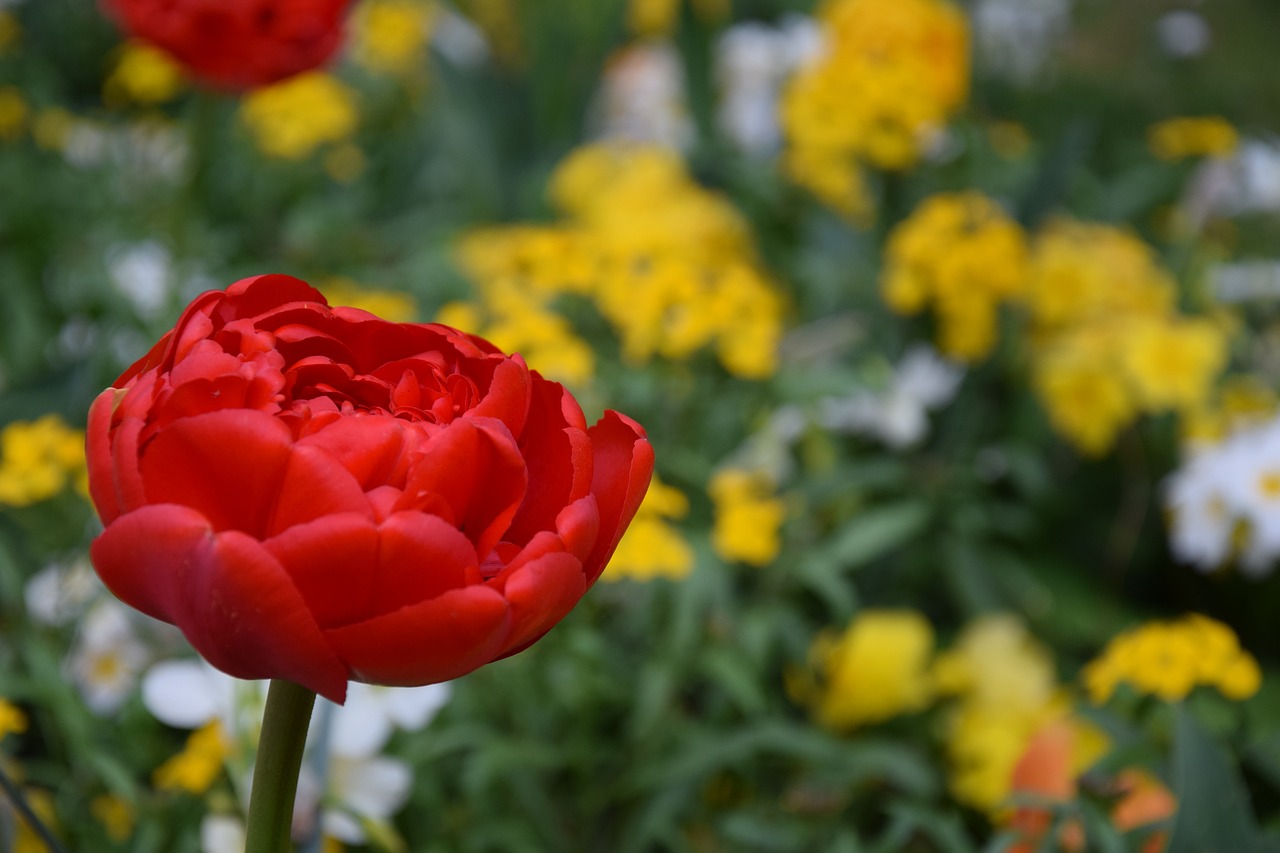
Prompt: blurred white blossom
<box><xmin>1156</xmin><ymin>11</ymin><xmax>1211</xmax><ymax>58</ymax></box>
<box><xmin>24</xmin><ymin>555</ymin><xmax>99</xmax><ymax>625</ymax></box>
<box><xmin>595</xmin><ymin>41</ymin><xmax>693</xmax><ymax>151</ymax></box>
<box><xmin>714</xmin><ymin>15</ymin><xmax>823</xmax><ymax>156</ymax></box>
<box><xmin>68</xmin><ymin>599</ymin><xmax>150</xmax><ymax>715</ymax></box>
<box><xmin>973</xmin><ymin>0</ymin><xmax>1073</xmax><ymax>84</ymax></box>
<box><xmin>107</xmin><ymin>240</ymin><xmax>174</xmax><ymax>321</ymax></box>
<box><xmin>821</xmin><ymin>346</ymin><xmax>964</xmax><ymax>448</ymax></box>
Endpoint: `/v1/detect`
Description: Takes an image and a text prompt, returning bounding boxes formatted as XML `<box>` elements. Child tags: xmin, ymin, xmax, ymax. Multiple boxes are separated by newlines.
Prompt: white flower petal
<box><xmin>141</xmin><ymin>660</ymin><xmax>225</xmax><ymax>729</ymax></box>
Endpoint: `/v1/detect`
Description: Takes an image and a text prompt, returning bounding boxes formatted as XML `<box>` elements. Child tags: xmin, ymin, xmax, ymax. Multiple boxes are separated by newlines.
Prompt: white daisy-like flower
<box><xmin>821</xmin><ymin>346</ymin><xmax>964</xmax><ymax>448</ymax></box>
<box><xmin>67</xmin><ymin>600</ymin><xmax>150</xmax><ymax>715</ymax></box>
<box><xmin>330</xmin><ymin>681</ymin><xmax>452</xmax><ymax>759</ymax></box>
<box><xmin>24</xmin><ymin>555</ymin><xmax>99</xmax><ymax>626</ymax></box>
<box><xmin>595</xmin><ymin>41</ymin><xmax>694</xmax><ymax>152</ymax></box>
<box><xmin>1164</xmin><ymin>447</ymin><xmax>1237</xmax><ymax>571</ymax></box>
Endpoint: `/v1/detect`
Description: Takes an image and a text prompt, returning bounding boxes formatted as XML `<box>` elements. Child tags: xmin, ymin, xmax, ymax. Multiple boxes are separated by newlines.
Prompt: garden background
<box><xmin>3</xmin><ymin>0</ymin><xmax>1280</xmax><ymax>850</ymax></box>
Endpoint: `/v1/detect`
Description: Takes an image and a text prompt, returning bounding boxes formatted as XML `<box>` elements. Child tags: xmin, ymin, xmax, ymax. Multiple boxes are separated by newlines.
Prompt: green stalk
<box><xmin>245</xmin><ymin>679</ymin><xmax>317</xmax><ymax>853</ymax></box>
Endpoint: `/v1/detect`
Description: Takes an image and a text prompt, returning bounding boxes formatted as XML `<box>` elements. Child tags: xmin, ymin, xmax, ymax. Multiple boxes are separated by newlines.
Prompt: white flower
<box><xmin>714</xmin><ymin>15</ymin><xmax>822</xmax><ymax>157</ymax></box>
<box><xmin>821</xmin><ymin>346</ymin><xmax>964</xmax><ymax>448</ymax></box>
<box><xmin>430</xmin><ymin>6</ymin><xmax>489</xmax><ymax>68</ymax></box>
<box><xmin>330</xmin><ymin>681</ymin><xmax>452</xmax><ymax>759</ymax></box>
<box><xmin>972</xmin><ymin>0</ymin><xmax>1073</xmax><ymax>84</ymax></box>
<box><xmin>1156</xmin><ymin>11</ymin><xmax>1211</xmax><ymax>59</ymax></box>
<box><xmin>322</xmin><ymin>755</ymin><xmax>414</xmax><ymax>844</ymax></box>
<box><xmin>142</xmin><ymin>659</ymin><xmax>243</xmax><ymax>730</ymax></box>
<box><xmin>107</xmin><ymin>240</ymin><xmax>173</xmax><ymax>321</ymax></box>
<box><xmin>595</xmin><ymin>41</ymin><xmax>694</xmax><ymax>151</ymax></box>
<box><xmin>24</xmin><ymin>556</ymin><xmax>99</xmax><ymax>626</ymax></box>
<box><xmin>200</xmin><ymin>814</ymin><xmax>246</xmax><ymax>853</ymax></box>
<box><xmin>67</xmin><ymin>600</ymin><xmax>150</xmax><ymax>715</ymax></box>
<box><xmin>1164</xmin><ymin>448</ymin><xmax>1237</xmax><ymax>571</ymax></box>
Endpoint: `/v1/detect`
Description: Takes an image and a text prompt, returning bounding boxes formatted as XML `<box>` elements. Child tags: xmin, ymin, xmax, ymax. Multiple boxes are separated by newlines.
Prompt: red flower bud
<box><xmin>100</xmin><ymin>0</ymin><xmax>356</xmax><ymax>90</ymax></box>
<box><xmin>86</xmin><ymin>275</ymin><xmax>653</xmax><ymax>703</ymax></box>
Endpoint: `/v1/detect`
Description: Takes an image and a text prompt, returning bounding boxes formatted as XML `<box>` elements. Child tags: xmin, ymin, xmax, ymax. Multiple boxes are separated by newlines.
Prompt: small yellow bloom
<box><xmin>351</xmin><ymin>0</ymin><xmax>436</xmax><ymax>76</ymax></box>
<box><xmin>103</xmin><ymin>41</ymin><xmax>185</xmax><ymax>107</ymax></box>
<box><xmin>1148</xmin><ymin>116</ymin><xmax>1238</xmax><ymax>162</ymax></box>
<box><xmin>1121</xmin><ymin>318</ymin><xmax>1226</xmax><ymax>412</ymax></box>
<box><xmin>605</xmin><ymin>477</ymin><xmax>695</xmax><ymax>581</ymax></box>
<box><xmin>807</xmin><ymin>610</ymin><xmax>935</xmax><ymax>730</ymax></box>
<box><xmin>240</xmin><ymin>73</ymin><xmax>358</xmax><ymax>160</ymax></box>
<box><xmin>709</xmin><ymin>469</ymin><xmax>786</xmax><ymax>566</ymax></box>
<box><xmin>0</xmin><ymin>698</ymin><xmax>28</xmax><ymax>740</ymax></box>
<box><xmin>153</xmin><ymin>722</ymin><xmax>231</xmax><ymax>795</ymax></box>
<box><xmin>0</xmin><ymin>415</ymin><xmax>88</xmax><ymax>507</ymax></box>
<box><xmin>90</xmin><ymin>793</ymin><xmax>136</xmax><ymax>843</ymax></box>
<box><xmin>0</xmin><ymin>86</ymin><xmax>27</xmax><ymax>142</ymax></box>
<box><xmin>1085</xmin><ymin>614</ymin><xmax>1260</xmax><ymax>704</ymax></box>
<box><xmin>320</xmin><ymin>278</ymin><xmax>417</xmax><ymax>322</ymax></box>
<box><xmin>628</xmin><ymin>0</ymin><xmax>681</xmax><ymax>36</ymax></box>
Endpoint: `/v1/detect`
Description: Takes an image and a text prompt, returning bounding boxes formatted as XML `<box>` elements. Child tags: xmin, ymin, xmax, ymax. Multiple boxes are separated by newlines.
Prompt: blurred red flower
<box><xmin>86</xmin><ymin>274</ymin><xmax>653</xmax><ymax>703</ymax></box>
<box><xmin>100</xmin><ymin>0</ymin><xmax>355</xmax><ymax>90</ymax></box>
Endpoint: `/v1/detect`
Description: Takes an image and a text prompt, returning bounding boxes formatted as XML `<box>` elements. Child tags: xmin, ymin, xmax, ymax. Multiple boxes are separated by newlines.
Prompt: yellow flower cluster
<box><xmin>781</xmin><ymin>0</ymin><xmax>969</xmax><ymax>216</ymax></box>
<box><xmin>802</xmin><ymin>609</ymin><xmax>935</xmax><ymax>730</ymax></box>
<box><xmin>0</xmin><ymin>698</ymin><xmax>27</xmax><ymax>740</ymax></box>
<box><xmin>455</xmin><ymin>143</ymin><xmax>785</xmax><ymax>381</ymax></box>
<box><xmin>0</xmin><ymin>86</ymin><xmax>26</xmax><ymax>142</ymax></box>
<box><xmin>603</xmin><ymin>476</ymin><xmax>695</xmax><ymax>581</ymax></box>
<box><xmin>881</xmin><ymin>191</ymin><xmax>1029</xmax><ymax>361</ymax></box>
<box><xmin>320</xmin><ymin>277</ymin><xmax>418</xmax><ymax>323</ymax></box>
<box><xmin>103</xmin><ymin>41</ymin><xmax>185</xmax><ymax>108</ymax></box>
<box><xmin>1148</xmin><ymin>116</ymin><xmax>1239</xmax><ymax>162</ymax></box>
<box><xmin>350</xmin><ymin>0</ymin><xmax>437</xmax><ymax>77</ymax></box>
<box><xmin>0</xmin><ymin>415</ymin><xmax>88</xmax><ymax>507</ymax></box>
<box><xmin>1182</xmin><ymin>374</ymin><xmax>1277</xmax><ymax>446</ymax></box>
<box><xmin>627</xmin><ymin>0</ymin><xmax>729</xmax><ymax>37</ymax></box>
<box><xmin>709</xmin><ymin>468</ymin><xmax>786</xmax><ymax>566</ymax></box>
<box><xmin>90</xmin><ymin>793</ymin><xmax>136</xmax><ymax>843</ymax></box>
<box><xmin>1027</xmin><ymin>220</ymin><xmax>1227</xmax><ymax>455</ymax></box>
<box><xmin>239</xmin><ymin>72</ymin><xmax>359</xmax><ymax>161</ymax></box>
<box><xmin>933</xmin><ymin>615</ymin><xmax>1071</xmax><ymax>813</ymax></box>
<box><xmin>1083</xmin><ymin>614</ymin><xmax>1261</xmax><ymax>704</ymax></box>
<box><xmin>153</xmin><ymin>721</ymin><xmax>231</xmax><ymax>795</ymax></box>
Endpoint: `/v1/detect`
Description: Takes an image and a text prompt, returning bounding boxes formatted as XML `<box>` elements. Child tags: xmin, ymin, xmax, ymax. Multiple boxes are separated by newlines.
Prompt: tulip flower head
<box><xmin>86</xmin><ymin>275</ymin><xmax>654</xmax><ymax>703</ymax></box>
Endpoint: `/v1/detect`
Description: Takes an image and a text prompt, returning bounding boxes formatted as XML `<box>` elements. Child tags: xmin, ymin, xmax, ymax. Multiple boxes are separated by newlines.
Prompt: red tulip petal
<box><xmin>471</xmin><ymin>355</ymin><xmax>531</xmax><ymax>438</ymax></box>
<box><xmin>223</xmin><ymin>274</ymin><xmax>328</xmax><ymax>318</ymax></box>
<box><xmin>395</xmin><ymin>418</ymin><xmax>527</xmax><ymax>559</ymax></box>
<box><xmin>264</xmin><ymin>512</ymin><xmax>379</xmax><ymax>629</ymax></box>
<box><xmin>86</xmin><ymin>390</ymin><xmax>122</xmax><ymax>524</ymax></box>
<box><xmin>496</xmin><ymin>548</ymin><xmax>585</xmax><ymax>652</ymax></box>
<box><xmin>556</xmin><ymin>495</ymin><xmax>600</xmax><ymax>563</ymax></box>
<box><xmin>139</xmin><ymin>409</ymin><xmax>293</xmax><ymax>536</ymax></box>
<box><xmin>110</xmin><ymin>415</ymin><xmax>149</xmax><ymax>516</ymax></box>
<box><xmin>298</xmin><ymin>414</ymin><xmax>408</xmax><ymax>490</ymax></box>
<box><xmin>584</xmin><ymin>411</ymin><xmax>654</xmax><ymax>582</ymax></box>
<box><xmin>92</xmin><ymin>505</ymin><xmax>349</xmax><ymax>702</ymax></box>
<box><xmin>90</xmin><ymin>503</ymin><xmax>213</xmax><ymax>622</ymax></box>
<box><xmin>267</xmin><ymin>443</ymin><xmax>374</xmax><ymax>535</ymax></box>
<box><xmin>325</xmin><ymin>585</ymin><xmax>511</xmax><ymax>687</ymax></box>
<box><xmin>506</xmin><ymin>379</ymin><xmax>594</xmax><ymax>544</ymax></box>
<box><xmin>364</xmin><ymin>512</ymin><xmax>479</xmax><ymax>619</ymax></box>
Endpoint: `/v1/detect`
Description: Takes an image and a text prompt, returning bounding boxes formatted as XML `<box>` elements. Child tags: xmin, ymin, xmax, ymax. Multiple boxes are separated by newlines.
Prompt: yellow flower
<box><xmin>1085</xmin><ymin>614</ymin><xmax>1261</xmax><ymax>704</ymax></box>
<box><xmin>1121</xmin><ymin>318</ymin><xmax>1226</xmax><ymax>412</ymax></box>
<box><xmin>240</xmin><ymin>73</ymin><xmax>358</xmax><ymax>160</ymax></box>
<box><xmin>881</xmin><ymin>191</ymin><xmax>1028</xmax><ymax>361</ymax></box>
<box><xmin>12</xmin><ymin>788</ymin><xmax>58</xmax><ymax>853</ymax></box>
<box><xmin>153</xmin><ymin>722</ymin><xmax>231</xmax><ymax>795</ymax></box>
<box><xmin>0</xmin><ymin>698</ymin><xmax>27</xmax><ymax>740</ymax></box>
<box><xmin>0</xmin><ymin>415</ymin><xmax>88</xmax><ymax>507</ymax></box>
<box><xmin>781</xmin><ymin>0</ymin><xmax>968</xmax><ymax>212</ymax></box>
<box><xmin>709</xmin><ymin>469</ymin><xmax>786</xmax><ymax>566</ymax></box>
<box><xmin>0</xmin><ymin>11</ymin><xmax>20</xmax><ymax>54</ymax></box>
<box><xmin>1032</xmin><ymin>330</ymin><xmax>1137</xmax><ymax>456</ymax></box>
<box><xmin>807</xmin><ymin>610</ymin><xmax>935</xmax><ymax>730</ymax></box>
<box><xmin>351</xmin><ymin>0</ymin><xmax>436</xmax><ymax>76</ymax></box>
<box><xmin>103</xmin><ymin>41</ymin><xmax>185</xmax><ymax>107</ymax></box>
<box><xmin>320</xmin><ymin>278</ymin><xmax>417</xmax><ymax>322</ymax></box>
<box><xmin>933</xmin><ymin>615</ymin><xmax>1064</xmax><ymax>813</ymax></box>
<box><xmin>1148</xmin><ymin>116</ymin><xmax>1239</xmax><ymax>162</ymax></box>
<box><xmin>0</xmin><ymin>86</ymin><xmax>27</xmax><ymax>142</ymax></box>
<box><xmin>604</xmin><ymin>477</ymin><xmax>695</xmax><ymax>581</ymax></box>
<box><xmin>90</xmin><ymin>793</ymin><xmax>136</xmax><ymax>843</ymax></box>
<box><xmin>459</xmin><ymin>142</ymin><xmax>783</xmax><ymax>380</ymax></box>
<box><xmin>628</xmin><ymin>0</ymin><xmax>680</xmax><ymax>36</ymax></box>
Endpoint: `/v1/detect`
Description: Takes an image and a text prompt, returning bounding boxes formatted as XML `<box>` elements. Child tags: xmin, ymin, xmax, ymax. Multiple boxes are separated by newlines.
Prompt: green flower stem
<box><xmin>245</xmin><ymin>679</ymin><xmax>317</xmax><ymax>853</ymax></box>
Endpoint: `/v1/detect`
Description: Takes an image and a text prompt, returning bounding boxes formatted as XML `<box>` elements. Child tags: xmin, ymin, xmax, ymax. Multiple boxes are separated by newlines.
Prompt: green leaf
<box><xmin>817</xmin><ymin>501</ymin><xmax>931</xmax><ymax>572</ymax></box>
<box><xmin>1166</xmin><ymin>704</ymin><xmax>1260</xmax><ymax>853</ymax></box>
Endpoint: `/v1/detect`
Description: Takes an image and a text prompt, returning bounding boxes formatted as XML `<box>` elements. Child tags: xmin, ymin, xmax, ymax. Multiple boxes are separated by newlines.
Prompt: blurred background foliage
<box><xmin>3</xmin><ymin>0</ymin><xmax>1280</xmax><ymax>850</ymax></box>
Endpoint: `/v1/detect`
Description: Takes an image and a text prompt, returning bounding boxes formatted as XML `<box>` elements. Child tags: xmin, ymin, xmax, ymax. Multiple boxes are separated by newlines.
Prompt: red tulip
<box><xmin>86</xmin><ymin>275</ymin><xmax>653</xmax><ymax>703</ymax></box>
<box><xmin>100</xmin><ymin>0</ymin><xmax>355</xmax><ymax>90</ymax></box>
